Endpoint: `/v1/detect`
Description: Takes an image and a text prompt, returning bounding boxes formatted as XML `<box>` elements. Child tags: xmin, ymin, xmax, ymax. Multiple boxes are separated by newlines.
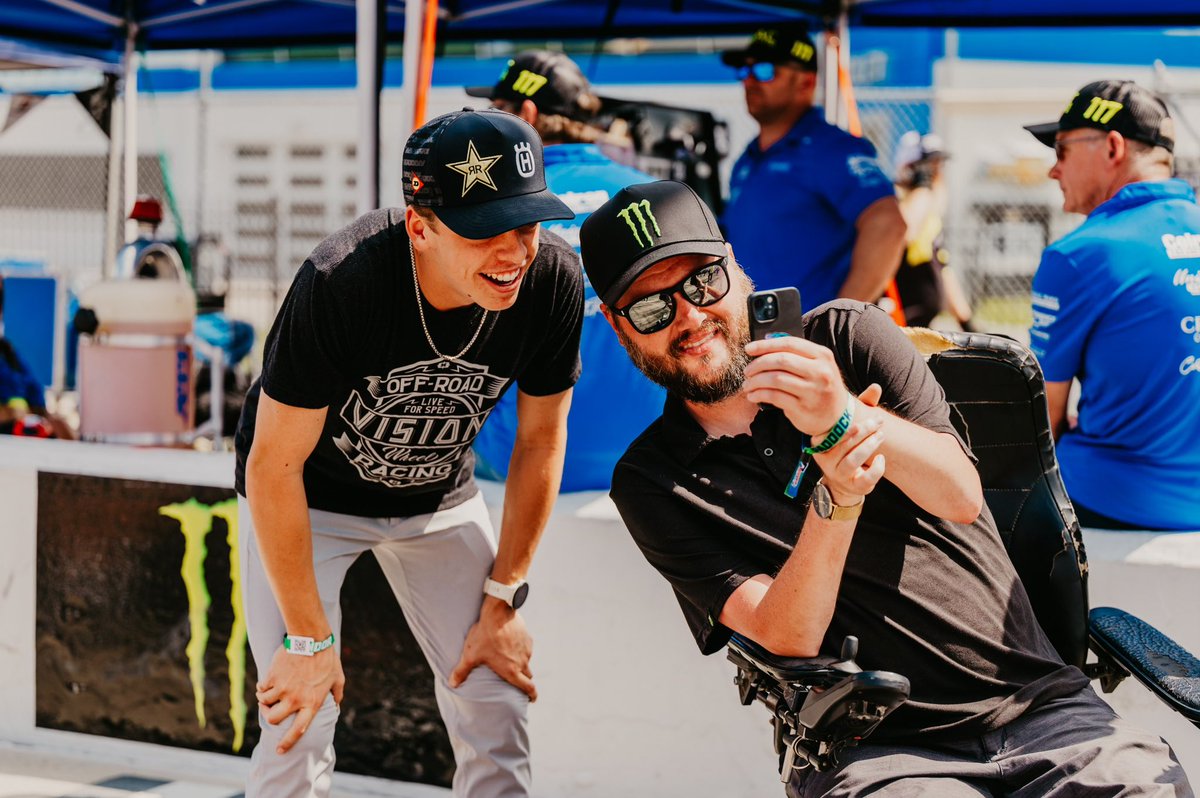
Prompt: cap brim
<box><xmin>602</xmin><ymin>238</ymin><xmax>729</xmax><ymax>307</ymax></box>
<box><xmin>1024</xmin><ymin>121</ymin><xmax>1060</xmax><ymax>148</ymax></box>
<box><xmin>464</xmin><ymin>85</ymin><xmax>495</xmax><ymax>99</ymax></box>
<box><xmin>431</xmin><ymin>189</ymin><xmax>575</xmax><ymax>240</ymax></box>
<box><xmin>720</xmin><ymin>48</ymin><xmax>752</xmax><ymax>67</ymax></box>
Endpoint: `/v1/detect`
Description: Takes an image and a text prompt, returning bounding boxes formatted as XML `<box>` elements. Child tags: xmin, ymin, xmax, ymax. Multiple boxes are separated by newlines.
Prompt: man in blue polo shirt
<box><xmin>467</xmin><ymin>51</ymin><xmax>665</xmax><ymax>490</ymax></box>
<box><xmin>1025</xmin><ymin>79</ymin><xmax>1200</xmax><ymax>531</ymax></box>
<box><xmin>720</xmin><ymin>27</ymin><xmax>906</xmax><ymax>309</ymax></box>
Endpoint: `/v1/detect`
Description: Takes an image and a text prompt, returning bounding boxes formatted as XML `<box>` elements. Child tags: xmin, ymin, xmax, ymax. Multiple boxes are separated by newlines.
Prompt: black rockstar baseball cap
<box><xmin>465</xmin><ymin>50</ymin><xmax>597</xmax><ymax>122</ymax></box>
<box><xmin>580</xmin><ymin>180</ymin><xmax>727</xmax><ymax>307</ymax></box>
<box><xmin>403</xmin><ymin>108</ymin><xmax>574</xmax><ymax>239</ymax></box>
<box><xmin>1024</xmin><ymin>79</ymin><xmax>1175</xmax><ymax>153</ymax></box>
<box><xmin>720</xmin><ymin>26</ymin><xmax>818</xmax><ymax>72</ymax></box>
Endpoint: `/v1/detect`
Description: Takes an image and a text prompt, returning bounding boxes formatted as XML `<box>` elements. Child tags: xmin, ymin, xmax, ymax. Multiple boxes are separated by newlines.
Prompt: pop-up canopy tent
<box><xmin>0</xmin><ymin>0</ymin><xmax>818</xmax><ymax>268</ymax></box>
<box><xmin>3</xmin><ymin>0</ymin><xmax>1199</xmax><ymax>268</ymax></box>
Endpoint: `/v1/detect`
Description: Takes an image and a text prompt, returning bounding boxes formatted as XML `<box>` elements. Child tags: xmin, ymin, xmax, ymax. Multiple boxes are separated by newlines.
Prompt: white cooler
<box><xmin>77</xmin><ymin>279</ymin><xmax>196</xmax><ymax>444</ymax></box>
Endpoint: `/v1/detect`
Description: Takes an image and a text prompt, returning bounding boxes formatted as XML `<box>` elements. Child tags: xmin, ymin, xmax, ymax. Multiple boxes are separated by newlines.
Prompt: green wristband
<box><xmin>283</xmin><ymin>632</ymin><xmax>335</xmax><ymax>656</ymax></box>
<box><xmin>803</xmin><ymin>396</ymin><xmax>855</xmax><ymax>456</ymax></box>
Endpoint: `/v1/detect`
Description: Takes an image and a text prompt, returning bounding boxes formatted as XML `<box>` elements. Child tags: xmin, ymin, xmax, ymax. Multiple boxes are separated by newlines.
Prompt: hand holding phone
<box><xmin>748</xmin><ymin>287</ymin><xmax>804</xmax><ymax>342</ymax></box>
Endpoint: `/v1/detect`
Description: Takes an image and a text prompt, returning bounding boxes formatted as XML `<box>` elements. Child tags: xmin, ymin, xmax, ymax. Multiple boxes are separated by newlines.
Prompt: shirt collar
<box><xmin>1090</xmin><ymin>178</ymin><xmax>1196</xmax><ymax>220</ymax></box>
<box><xmin>658</xmin><ymin>392</ymin><xmax>799</xmax><ymax>465</ymax></box>
<box><xmin>745</xmin><ymin>106</ymin><xmax>824</xmax><ymax>157</ymax></box>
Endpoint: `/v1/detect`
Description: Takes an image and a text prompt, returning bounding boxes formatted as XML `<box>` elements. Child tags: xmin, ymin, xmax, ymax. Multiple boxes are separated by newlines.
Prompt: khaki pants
<box><xmin>238</xmin><ymin>493</ymin><xmax>531</xmax><ymax>798</ymax></box>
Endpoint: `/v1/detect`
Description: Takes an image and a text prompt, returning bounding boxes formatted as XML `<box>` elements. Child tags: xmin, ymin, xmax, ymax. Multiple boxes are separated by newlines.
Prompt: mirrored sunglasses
<box><xmin>615</xmin><ymin>258</ymin><xmax>731</xmax><ymax>335</ymax></box>
<box><xmin>734</xmin><ymin>62</ymin><xmax>777</xmax><ymax>83</ymax></box>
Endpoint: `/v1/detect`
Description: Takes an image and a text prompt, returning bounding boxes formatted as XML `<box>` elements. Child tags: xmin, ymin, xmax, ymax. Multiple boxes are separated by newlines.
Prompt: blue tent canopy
<box><xmin>0</xmin><ymin>0</ymin><xmax>813</xmax><ymax>57</ymax></box>
<box><xmin>3</xmin><ymin>1</ymin><xmax>1197</xmax><ymax>62</ymax></box>
<box><xmin>840</xmin><ymin>0</ymin><xmax>1200</xmax><ymax>27</ymax></box>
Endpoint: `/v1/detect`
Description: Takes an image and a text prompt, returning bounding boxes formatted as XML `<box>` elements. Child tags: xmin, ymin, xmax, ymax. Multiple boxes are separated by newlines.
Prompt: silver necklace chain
<box><xmin>409</xmin><ymin>240</ymin><xmax>488</xmax><ymax>361</ymax></box>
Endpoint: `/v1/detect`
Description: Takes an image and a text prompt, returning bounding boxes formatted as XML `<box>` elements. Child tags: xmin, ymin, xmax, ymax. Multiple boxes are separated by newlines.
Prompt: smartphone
<box><xmin>748</xmin><ymin>287</ymin><xmax>804</xmax><ymax>341</ymax></box>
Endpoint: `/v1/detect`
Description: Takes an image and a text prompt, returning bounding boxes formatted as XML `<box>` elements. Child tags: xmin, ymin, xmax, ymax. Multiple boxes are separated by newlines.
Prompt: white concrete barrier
<box><xmin>1</xmin><ymin>437</ymin><xmax>1194</xmax><ymax>794</ymax></box>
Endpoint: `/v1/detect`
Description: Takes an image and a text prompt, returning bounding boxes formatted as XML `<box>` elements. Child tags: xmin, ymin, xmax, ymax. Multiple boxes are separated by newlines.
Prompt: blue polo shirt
<box><xmin>1030</xmin><ymin>178</ymin><xmax>1200</xmax><ymax>530</ymax></box>
<box><xmin>722</xmin><ymin>108</ymin><xmax>894</xmax><ymax>308</ymax></box>
<box><xmin>472</xmin><ymin>143</ymin><xmax>666</xmax><ymax>491</ymax></box>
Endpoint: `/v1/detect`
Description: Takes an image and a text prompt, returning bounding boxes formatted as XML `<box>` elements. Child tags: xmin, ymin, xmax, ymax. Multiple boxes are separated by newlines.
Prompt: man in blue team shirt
<box><xmin>467</xmin><ymin>51</ymin><xmax>665</xmax><ymax>490</ymax></box>
<box><xmin>720</xmin><ymin>27</ymin><xmax>906</xmax><ymax>309</ymax></box>
<box><xmin>1025</xmin><ymin>79</ymin><xmax>1200</xmax><ymax>531</ymax></box>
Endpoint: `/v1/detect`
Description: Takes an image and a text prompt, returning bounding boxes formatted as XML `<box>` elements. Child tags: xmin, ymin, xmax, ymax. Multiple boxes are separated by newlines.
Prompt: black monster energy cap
<box><xmin>465</xmin><ymin>50</ymin><xmax>596</xmax><ymax>122</ymax></box>
<box><xmin>579</xmin><ymin>180</ymin><xmax>727</xmax><ymax>307</ymax></box>
<box><xmin>720</xmin><ymin>25</ymin><xmax>818</xmax><ymax>72</ymax></box>
<box><xmin>403</xmin><ymin>108</ymin><xmax>574</xmax><ymax>239</ymax></box>
<box><xmin>1024</xmin><ymin>79</ymin><xmax>1175</xmax><ymax>153</ymax></box>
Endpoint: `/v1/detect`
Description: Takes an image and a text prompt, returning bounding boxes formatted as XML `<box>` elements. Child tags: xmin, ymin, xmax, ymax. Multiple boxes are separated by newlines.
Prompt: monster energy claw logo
<box><xmin>160</xmin><ymin>498</ymin><xmax>248</xmax><ymax>753</ymax></box>
<box><xmin>511</xmin><ymin>70</ymin><xmax>548</xmax><ymax>97</ymax></box>
<box><xmin>1082</xmin><ymin>96</ymin><xmax>1123</xmax><ymax>124</ymax></box>
<box><xmin>617</xmin><ymin>199</ymin><xmax>662</xmax><ymax>248</ymax></box>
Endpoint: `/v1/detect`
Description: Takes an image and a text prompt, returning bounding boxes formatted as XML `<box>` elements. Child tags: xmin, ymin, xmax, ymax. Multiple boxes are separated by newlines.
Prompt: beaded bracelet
<box><xmin>803</xmin><ymin>394</ymin><xmax>855</xmax><ymax>456</ymax></box>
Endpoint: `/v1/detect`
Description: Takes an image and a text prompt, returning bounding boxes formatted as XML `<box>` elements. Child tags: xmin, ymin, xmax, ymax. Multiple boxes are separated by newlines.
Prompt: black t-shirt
<box><xmin>611</xmin><ymin>301</ymin><xmax>1087</xmax><ymax>741</ymax></box>
<box><xmin>234</xmin><ymin>208</ymin><xmax>584</xmax><ymax>517</ymax></box>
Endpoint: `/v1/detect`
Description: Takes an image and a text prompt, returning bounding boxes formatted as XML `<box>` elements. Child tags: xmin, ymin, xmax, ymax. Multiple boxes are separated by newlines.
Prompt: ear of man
<box><xmin>517</xmin><ymin>99</ymin><xmax>539</xmax><ymax>126</ymax></box>
<box><xmin>405</xmin><ymin>205</ymin><xmax>438</xmax><ymax>248</ymax></box>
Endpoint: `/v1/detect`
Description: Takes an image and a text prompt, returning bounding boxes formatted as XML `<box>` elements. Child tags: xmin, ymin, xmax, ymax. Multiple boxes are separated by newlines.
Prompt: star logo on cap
<box><xmin>446</xmin><ymin>140</ymin><xmax>503</xmax><ymax>197</ymax></box>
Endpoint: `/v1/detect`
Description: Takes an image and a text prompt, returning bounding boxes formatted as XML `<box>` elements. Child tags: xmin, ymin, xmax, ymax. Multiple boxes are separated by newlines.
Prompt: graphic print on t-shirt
<box><xmin>334</xmin><ymin>357</ymin><xmax>508</xmax><ymax>488</ymax></box>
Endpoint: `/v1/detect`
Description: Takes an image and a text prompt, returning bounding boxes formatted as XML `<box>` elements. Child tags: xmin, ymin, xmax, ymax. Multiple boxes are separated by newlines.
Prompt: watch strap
<box><xmin>483</xmin><ymin>577</ymin><xmax>526</xmax><ymax>608</ymax></box>
<box><xmin>827</xmin><ymin>496</ymin><xmax>865</xmax><ymax>521</ymax></box>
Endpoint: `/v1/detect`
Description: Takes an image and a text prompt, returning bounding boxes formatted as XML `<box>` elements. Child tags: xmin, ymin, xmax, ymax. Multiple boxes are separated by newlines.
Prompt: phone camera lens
<box><xmin>753</xmin><ymin>294</ymin><xmax>778</xmax><ymax>322</ymax></box>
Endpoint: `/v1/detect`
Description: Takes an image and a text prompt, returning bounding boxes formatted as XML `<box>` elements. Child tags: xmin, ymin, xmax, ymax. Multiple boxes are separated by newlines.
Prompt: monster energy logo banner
<box><xmin>335</xmin><ymin>358</ymin><xmax>509</xmax><ymax>488</ymax></box>
<box><xmin>160</xmin><ymin>497</ymin><xmax>249</xmax><ymax>752</ymax></box>
<box><xmin>617</xmin><ymin>199</ymin><xmax>662</xmax><ymax>248</ymax></box>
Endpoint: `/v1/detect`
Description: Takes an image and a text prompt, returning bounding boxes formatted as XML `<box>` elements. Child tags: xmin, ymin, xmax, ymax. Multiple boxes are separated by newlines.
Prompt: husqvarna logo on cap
<box><xmin>515</xmin><ymin>142</ymin><xmax>536</xmax><ymax>177</ymax></box>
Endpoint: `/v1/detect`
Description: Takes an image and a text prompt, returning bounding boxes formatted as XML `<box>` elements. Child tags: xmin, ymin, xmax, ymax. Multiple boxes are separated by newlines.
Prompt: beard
<box><xmin>616</xmin><ymin>290</ymin><xmax>753</xmax><ymax>405</ymax></box>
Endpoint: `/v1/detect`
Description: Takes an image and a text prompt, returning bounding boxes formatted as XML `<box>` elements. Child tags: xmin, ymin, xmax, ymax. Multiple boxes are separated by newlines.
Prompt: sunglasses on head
<box><xmin>614</xmin><ymin>258</ymin><xmax>731</xmax><ymax>335</ymax></box>
<box><xmin>734</xmin><ymin>62</ymin><xmax>779</xmax><ymax>83</ymax></box>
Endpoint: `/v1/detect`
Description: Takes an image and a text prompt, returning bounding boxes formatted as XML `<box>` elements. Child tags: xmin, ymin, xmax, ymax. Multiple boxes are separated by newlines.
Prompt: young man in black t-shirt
<box><xmin>578</xmin><ymin>180</ymin><xmax>1190</xmax><ymax>796</ymax></box>
<box><xmin>234</xmin><ymin>109</ymin><xmax>583</xmax><ymax>797</ymax></box>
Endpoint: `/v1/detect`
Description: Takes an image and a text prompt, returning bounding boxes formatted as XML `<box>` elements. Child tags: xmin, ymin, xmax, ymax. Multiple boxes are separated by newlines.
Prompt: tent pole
<box><xmin>401</xmin><ymin>0</ymin><xmax>423</xmax><ymax>150</ymax></box>
<box><xmin>822</xmin><ymin>27</ymin><xmax>838</xmax><ymax>126</ymax></box>
<box><xmin>103</xmin><ymin>76</ymin><xmax>123</xmax><ymax>278</ymax></box>
<box><xmin>413</xmin><ymin>0</ymin><xmax>438</xmax><ymax>129</ymax></box>
<box><xmin>121</xmin><ymin>23</ymin><xmax>139</xmax><ymax>246</ymax></box>
<box><xmin>356</xmin><ymin>0</ymin><xmax>381</xmax><ymax>214</ymax></box>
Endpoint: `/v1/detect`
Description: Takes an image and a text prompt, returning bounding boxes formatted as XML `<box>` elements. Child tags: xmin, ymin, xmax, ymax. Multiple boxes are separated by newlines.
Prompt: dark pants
<box><xmin>787</xmin><ymin>687</ymin><xmax>1192</xmax><ymax>797</ymax></box>
<box><xmin>1073</xmin><ymin>500</ymin><xmax>1151</xmax><ymax>531</ymax></box>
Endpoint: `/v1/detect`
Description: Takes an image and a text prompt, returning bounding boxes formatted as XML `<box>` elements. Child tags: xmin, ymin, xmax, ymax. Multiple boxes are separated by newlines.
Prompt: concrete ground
<box><xmin>0</xmin><ymin>747</ymin><xmax>243</xmax><ymax>798</ymax></box>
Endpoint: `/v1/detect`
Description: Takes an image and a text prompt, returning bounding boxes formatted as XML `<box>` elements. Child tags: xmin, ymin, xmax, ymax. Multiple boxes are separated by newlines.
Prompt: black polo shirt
<box><xmin>611</xmin><ymin>301</ymin><xmax>1087</xmax><ymax>741</ymax></box>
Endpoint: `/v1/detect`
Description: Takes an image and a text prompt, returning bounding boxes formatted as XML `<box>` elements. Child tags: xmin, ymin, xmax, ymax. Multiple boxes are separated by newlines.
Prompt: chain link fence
<box><xmin>4</xmin><ymin>74</ymin><xmax>1200</xmax><ymax>365</ymax></box>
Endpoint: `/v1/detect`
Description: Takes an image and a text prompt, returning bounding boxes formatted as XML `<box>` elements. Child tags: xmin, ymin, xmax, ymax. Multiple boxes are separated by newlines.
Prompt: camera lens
<box><xmin>753</xmin><ymin>294</ymin><xmax>778</xmax><ymax>322</ymax></box>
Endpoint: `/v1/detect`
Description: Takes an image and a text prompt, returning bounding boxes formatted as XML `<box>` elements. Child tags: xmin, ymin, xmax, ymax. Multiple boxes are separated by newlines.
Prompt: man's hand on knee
<box><xmin>256</xmin><ymin>643</ymin><xmax>346</xmax><ymax>754</ymax></box>
<box><xmin>449</xmin><ymin>597</ymin><xmax>537</xmax><ymax>701</ymax></box>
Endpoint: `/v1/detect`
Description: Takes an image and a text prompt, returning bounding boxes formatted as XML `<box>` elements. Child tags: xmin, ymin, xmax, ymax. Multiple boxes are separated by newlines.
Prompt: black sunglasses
<box><xmin>614</xmin><ymin>258</ymin><xmax>731</xmax><ymax>335</ymax></box>
<box><xmin>734</xmin><ymin>62</ymin><xmax>778</xmax><ymax>83</ymax></box>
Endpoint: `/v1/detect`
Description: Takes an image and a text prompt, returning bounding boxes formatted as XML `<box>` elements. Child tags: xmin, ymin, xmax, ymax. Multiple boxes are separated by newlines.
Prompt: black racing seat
<box><xmin>728</xmin><ymin>329</ymin><xmax>1200</xmax><ymax>779</ymax></box>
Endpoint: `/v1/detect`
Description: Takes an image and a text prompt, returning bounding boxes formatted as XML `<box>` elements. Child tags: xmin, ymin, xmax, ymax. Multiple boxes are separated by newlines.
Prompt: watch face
<box><xmin>512</xmin><ymin>582</ymin><xmax>530</xmax><ymax>610</ymax></box>
<box><xmin>813</xmin><ymin>482</ymin><xmax>833</xmax><ymax>519</ymax></box>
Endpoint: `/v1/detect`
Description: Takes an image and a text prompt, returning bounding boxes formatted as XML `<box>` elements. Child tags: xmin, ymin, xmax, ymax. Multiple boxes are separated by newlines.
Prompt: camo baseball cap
<box><xmin>465</xmin><ymin>50</ymin><xmax>596</xmax><ymax>122</ymax></box>
<box><xmin>720</xmin><ymin>26</ymin><xmax>818</xmax><ymax>72</ymax></box>
<box><xmin>403</xmin><ymin>108</ymin><xmax>573</xmax><ymax>239</ymax></box>
<box><xmin>1025</xmin><ymin>79</ymin><xmax>1175</xmax><ymax>153</ymax></box>
<box><xmin>580</xmin><ymin>180</ymin><xmax>727</xmax><ymax>307</ymax></box>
